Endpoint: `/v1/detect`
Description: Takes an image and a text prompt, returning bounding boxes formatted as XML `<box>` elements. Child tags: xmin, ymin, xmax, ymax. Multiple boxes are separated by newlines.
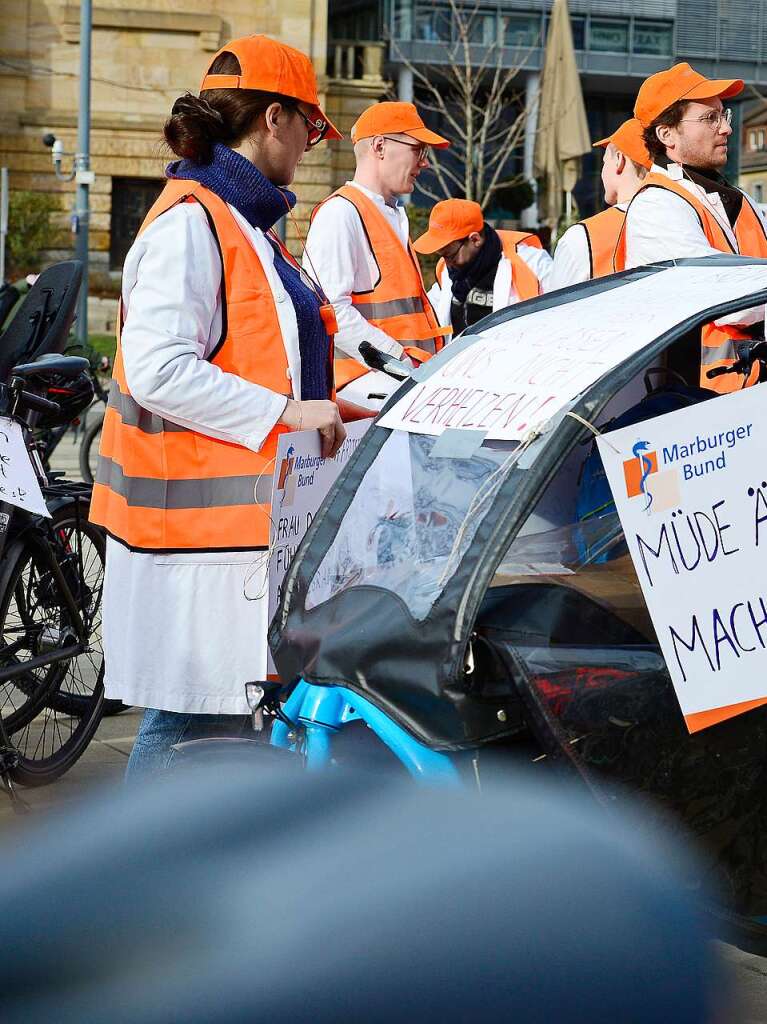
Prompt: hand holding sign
<box><xmin>279</xmin><ymin>400</ymin><xmax>346</xmax><ymax>458</ymax></box>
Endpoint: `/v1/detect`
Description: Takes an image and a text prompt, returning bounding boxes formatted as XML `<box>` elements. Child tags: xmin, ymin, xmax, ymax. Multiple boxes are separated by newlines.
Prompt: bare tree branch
<box><xmin>385</xmin><ymin>1</ymin><xmax>531</xmax><ymax>208</ymax></box>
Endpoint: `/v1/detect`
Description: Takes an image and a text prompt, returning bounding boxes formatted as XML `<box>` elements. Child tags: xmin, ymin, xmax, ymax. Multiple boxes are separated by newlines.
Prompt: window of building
<box><xmin>754</xmin><ymin>183</ymin><xmax>764</xmax><ymax>203</ymax></box>
<box><xmin>589</xmin><ymin>19</ymin><xmax>629</xmax><ymax>53</ymax></box>
<box><xmin>109</xmin><ymin>177</ymin><xmax>164</xmax><ymax>271</ymax></box>
<box><xmin>467</xmin><ymin>9</ymin><xmax>498</xmax><ymax>45</ymax></box>
<box><xmin>749</xmin><ymin>129</ymin><xmax>766</xmax><ymax>151</ymax></box>
<box><xmin>414</xmin><ymin>5</ymin><xmax>450</xmax><ymax>41</ymax></box>
<box><xmin>633</xmin><ymin>20</ymin><xmax>673</xmax><ymax>56</ymax></box>
<box><xmin>504</xmin><ymin>13</ymin><xmax>541</xmax><ymax>47</ymax></box>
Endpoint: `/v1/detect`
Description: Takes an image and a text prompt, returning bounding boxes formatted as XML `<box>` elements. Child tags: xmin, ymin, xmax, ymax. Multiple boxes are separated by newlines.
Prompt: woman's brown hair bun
<box><xmin>164</xmin><ymin>94</ymin><xmax>228</xmax><ymax>163</ymax></box>
<box><xmin>164</xmin><ymin>50</ymin><xmax>298</xmax><ymax>165</ymax></box>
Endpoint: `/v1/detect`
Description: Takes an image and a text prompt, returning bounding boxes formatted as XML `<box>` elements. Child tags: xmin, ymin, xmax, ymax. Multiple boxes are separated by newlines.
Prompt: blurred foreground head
<box><xmin>0</xmin><ymin>764</ymin><xmax>721</xmax><ymax>1023</ymax></box>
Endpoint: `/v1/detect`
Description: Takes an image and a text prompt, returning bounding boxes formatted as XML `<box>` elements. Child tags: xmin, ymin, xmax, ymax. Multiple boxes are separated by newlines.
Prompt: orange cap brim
<box><xmin>413</xmin><ymin>226</ymin><xmax>464</xmax><ymax>254</ymax></box>
<box><xmin>683</xmin><ymin>77</ymin><xmax>744</xmax><ymax>102</ymax></box>
<box><xmin>403</xmin><ymin>126</ymin><xmax>451</xmax><ymax>149</ymax></box>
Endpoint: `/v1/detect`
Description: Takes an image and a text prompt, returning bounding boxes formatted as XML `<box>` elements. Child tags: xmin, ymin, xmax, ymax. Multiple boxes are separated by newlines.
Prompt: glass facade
<box><xmin>589</xmin><ymin>19</ymin><xmax>629</xmax><ymax>53</ymax></box>
<box><xmin>389</xmin><ymin>4</ymin><xmax>674</xmax><ymax>60</ymax></box>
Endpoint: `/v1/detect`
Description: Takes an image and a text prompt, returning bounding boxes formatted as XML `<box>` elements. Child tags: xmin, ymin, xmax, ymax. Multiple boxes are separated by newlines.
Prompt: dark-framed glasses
<box><xmin>383</xmin><ymin>136</ymin><xmax>429</xmax><ymax>162</ymax></box>
<box><xmin>441</xmin><ymin>237</ymin><xmax>468</xmax><ymax>261</ymax></box>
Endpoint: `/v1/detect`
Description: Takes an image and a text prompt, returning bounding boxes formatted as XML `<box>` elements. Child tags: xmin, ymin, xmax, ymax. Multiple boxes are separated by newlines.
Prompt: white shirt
<box><xmin>625</xmin><ymin>163</ymin><xmax>767</xmax><ymax>327</ymax></box>
<box><xmin>425</xmin><ymin>242</ymin><xmax>552</xmax><ymax>329</ymax></box>
<box><xmin>103</xmin><ymin>201</ymin><xmax>299</xmax><ymax>714</ymax></box>
<box><xmin>303</xmin><ymin>181</ymin><xmax>413</xmax><ymax>363</ymax></box>
<box><xmin>548</xmin><ymin>202</ymin><xmax>629</xmax><ymax>292</ymax></box>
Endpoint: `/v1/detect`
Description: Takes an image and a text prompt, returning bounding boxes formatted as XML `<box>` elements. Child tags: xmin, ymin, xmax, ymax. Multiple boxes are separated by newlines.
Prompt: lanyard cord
<box><xmin>271</xmin><ymin>190</ymin><xmax>330</xmax><ymax>307</ymax></box>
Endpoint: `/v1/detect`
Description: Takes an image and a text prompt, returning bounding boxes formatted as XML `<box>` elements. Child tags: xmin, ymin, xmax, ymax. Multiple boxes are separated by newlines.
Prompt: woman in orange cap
<box><xmin>90</xmin><ymin>35</ymin><xmax>346</xmax><ymax>777</ymax></box>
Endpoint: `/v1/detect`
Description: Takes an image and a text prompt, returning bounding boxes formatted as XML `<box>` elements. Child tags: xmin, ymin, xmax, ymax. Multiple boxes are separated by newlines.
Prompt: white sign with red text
<box><xmin>378</xmin><ymin>264</ymin><xmax>767</xmax><ymax>442</ymax></box>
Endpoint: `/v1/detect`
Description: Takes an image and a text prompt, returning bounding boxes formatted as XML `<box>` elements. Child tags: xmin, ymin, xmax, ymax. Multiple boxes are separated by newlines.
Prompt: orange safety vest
<box><xmin>315</xmin><ymin>185</ymin><xmax>450</xmax><ymax>389</ymax></box>
<box><xmin>435</xmin><ymin>229</ymin><xmax>544</xmax><ymax>302</ymax></box>
<box><xmin>578</xmin><ymin>206</ymin><xmax>626</xmax><ymax>279</ymax></box>
<box><xmin>616</xmin><ymin>173</ymin><xmax>767</xmax><ymax>393</ymax></box>
<box><xmin>90</xmin><ymin>180</ymin><xmax>323</xmax><ymax>552</ymax></box>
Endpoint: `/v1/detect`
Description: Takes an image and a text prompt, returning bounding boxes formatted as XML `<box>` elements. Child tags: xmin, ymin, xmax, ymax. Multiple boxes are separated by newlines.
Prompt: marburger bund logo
<box><xmin>620</xmin><ymin>420</ymin><xmax>753</xmax><ymax>516</ymax></box>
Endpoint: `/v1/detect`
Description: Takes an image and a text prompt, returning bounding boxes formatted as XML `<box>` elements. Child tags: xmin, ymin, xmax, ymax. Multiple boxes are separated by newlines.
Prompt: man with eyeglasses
<box><xmin>413</xmin><ymin>199</ymin><xmax>551</xmax><ymax>335</ymax></box>
<box><xmin>304</xmin><ymin>101</ymin><xmax>451</xmax><ymax>409</ymax></box>
<box><xmin>620</xmin><ymin>63</ymin><xmax>767</xmax><ymax>393</ymax></box>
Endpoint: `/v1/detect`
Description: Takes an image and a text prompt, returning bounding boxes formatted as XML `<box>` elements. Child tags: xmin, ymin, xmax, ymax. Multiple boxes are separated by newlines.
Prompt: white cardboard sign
<box><xmin>596</xmin><ymin>384</ymin><xmax>767</xmax><ymax>732</ymax></box>
<box><xmin>267</xmin><ymin>419</ymin><xmax>371</xmax><ymax>675</ymax></box>
<box><xmin>379</xmin><ymin>264</ymin><xmax>767</xmax><ymax>442</ymax></box>
<box><xmin>0</xmin><ymin>416</ymin><xmax>49</xmax><ymax>517</ymax></box>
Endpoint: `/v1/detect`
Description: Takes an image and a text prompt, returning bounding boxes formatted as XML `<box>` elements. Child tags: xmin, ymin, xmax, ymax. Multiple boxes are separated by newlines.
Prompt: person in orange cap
<box><xmin>413</xmin><ymin>199</ymin><xmax>551</xmax><ymax>334</ymax></box>
<box><xmin>304</xmin><ymin>101</ymin><xmax>451</xmax><ymax>409</ymax></box>
<box><xmin>90</xmin><ymin>35</ymin><xmax>348</xmax><ymax>778</ymax></box>
<box><xmin>619</xmin><ymin>62</ymin><xmax>767</xmax><ymax>393</ymax></box>
<box><xmin>548</xmin><ymin>119</ymin><xmax>650</xmax><ymax>290</ymax></box>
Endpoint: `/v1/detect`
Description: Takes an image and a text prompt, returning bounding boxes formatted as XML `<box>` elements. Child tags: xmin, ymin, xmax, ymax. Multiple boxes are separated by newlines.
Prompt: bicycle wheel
<box><xmin>78</xmin><ymin>414</ymin><xmax>103</xmax><ymax>485</ymax></box>
<box><xmin>0</xmin><ymin>502</ymin><xmax>105</xmax><ymax>786</ymax></box>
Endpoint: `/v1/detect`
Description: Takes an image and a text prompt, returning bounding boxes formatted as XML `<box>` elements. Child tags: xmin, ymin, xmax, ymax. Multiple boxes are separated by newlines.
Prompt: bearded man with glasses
<box><xmin>304</xmin><ymin>101</ymin><xmax>451</xmax><ymax>409</ymax></box>
<box><xmin>618</xmin><ymin>63</ymin><xmax>767</xmax><ymax>393</ymax></box>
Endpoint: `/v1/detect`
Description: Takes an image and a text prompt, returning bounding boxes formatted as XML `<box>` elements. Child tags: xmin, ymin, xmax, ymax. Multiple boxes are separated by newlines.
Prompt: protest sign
<box><xmin>0</xmin><ymin>417</ymin><xmax>49</xmax><ymax>517</ymax></box>
<box><xmin>267</xmin><ymin>420</ymin><xmax>371</xmax><ymax>675</ymax></box>
<box><xmin>597</xmin><ymin>384</ymin><xmax>767</xmax><ymax>732</ymax></box>
<box><xmin>379</xmin><ymin>263</ymin><xmax>767</xmax><ymax>442</ymax></box>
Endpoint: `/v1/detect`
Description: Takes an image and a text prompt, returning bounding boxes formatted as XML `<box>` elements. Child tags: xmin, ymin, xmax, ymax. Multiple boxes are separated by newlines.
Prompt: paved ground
<box><xmin>0</xmin><ymin>433</ymin><xmax>762</xmax><ymax>1019</ymax></box>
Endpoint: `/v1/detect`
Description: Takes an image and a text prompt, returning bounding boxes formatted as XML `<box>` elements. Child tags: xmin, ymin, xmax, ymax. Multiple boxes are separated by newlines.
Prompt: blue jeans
<box><xmin>126</xmin><ymin>709</ymin><xmax>251</xmax><ymax>781</ymax></box>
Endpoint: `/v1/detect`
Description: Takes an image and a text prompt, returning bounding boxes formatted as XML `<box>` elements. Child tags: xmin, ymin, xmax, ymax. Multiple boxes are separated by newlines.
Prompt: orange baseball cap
<box><xmin>413</xmin><ymin>199</ymin><xmax>483</xmax><ymax>254</ymax></box>
<box><xmin>634</xmin><ymin>62</ymin><xmax>743</xmax><ymax>127</ymax></box>
<box><xmin>592</xmin><ymin>118</ymin><xmax>651</xmax><ymax>170</ymax></box>
<box><xmin>200</xmin><ymin>35</ymin><xmax>341</xmax><ymax>141</ymax></box>
<box><xmin>351</xmin><ymin>101</ymin><xmax>449</xmax><ymax>148</ymax></box>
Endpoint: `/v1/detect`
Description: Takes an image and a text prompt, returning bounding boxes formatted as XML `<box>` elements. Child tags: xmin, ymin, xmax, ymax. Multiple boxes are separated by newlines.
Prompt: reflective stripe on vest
<box><xmin>616</xmin><ymin>173</ymin><xmax>767</xmax><ymax>395</ymax></box>
<box><xmin>324</xmin><ymin>185</ymin><xmax>448</xmax><ymax>351</ymax></box>
<box><xmin>89</xmin><ymin>180</ymin><xmax>304</xmax><ymax>552</ymax></box>
<box><xmin>96</xmin><ymin>455</ymin><xmax>274</xmax><ymax>507</ymax></box>
<box><xmin>579</xmin><ymin>206</ymin><xmax>626</xmax><ymax>279</ymax></box>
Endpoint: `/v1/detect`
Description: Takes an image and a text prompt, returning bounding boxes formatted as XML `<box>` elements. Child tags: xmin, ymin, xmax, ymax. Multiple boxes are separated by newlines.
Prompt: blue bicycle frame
<box><xmin>270</xmin><ymin>679</ymin><xmax>462</xmax><ymax>784</ymax></box>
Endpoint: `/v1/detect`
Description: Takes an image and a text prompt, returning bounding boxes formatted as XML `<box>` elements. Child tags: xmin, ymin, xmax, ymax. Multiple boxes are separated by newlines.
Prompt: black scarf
<box><xmin>656</xmin><ymin>154</ymin><xmax>742</xmax><ymax>227</ymax></box>
<box><xmin>447</xmin><ymin>225</ymin><xmax>503</xmax><ymax>304</ymax></box>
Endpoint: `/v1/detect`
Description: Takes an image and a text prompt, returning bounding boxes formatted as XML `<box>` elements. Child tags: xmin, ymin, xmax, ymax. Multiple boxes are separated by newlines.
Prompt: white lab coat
<box><xmin>624</xmin><ymin>163</ymin><xmax>767</xmax><ymax>328</ymax></box>
<box><xmin>425</xmin><ymin>244</ymin><xmax>553</xmax><ymax>328</ymax></box>
<box><xmin>548</xmin><ymin>203</ymin><xmax>629</xmax><ymax>291</ymax></box>
<box><xmin>103</xmin><ymin>200</ymin><xmax>304</xmax><ymax>714</ymax></box>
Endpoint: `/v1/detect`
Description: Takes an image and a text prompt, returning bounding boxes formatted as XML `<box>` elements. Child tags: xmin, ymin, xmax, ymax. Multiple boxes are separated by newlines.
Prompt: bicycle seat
<box><xmin>0</xmin><ymin>262</ymin><xmax>82</xmax><ymax>383</ymax></box>
<box><xmin>11</xmin><ymin>355</ymin><xmax>90</xmax><ymax>381</ymax></box>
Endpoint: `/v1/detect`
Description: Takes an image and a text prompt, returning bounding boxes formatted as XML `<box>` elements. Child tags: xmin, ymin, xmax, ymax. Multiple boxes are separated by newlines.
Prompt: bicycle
<box><xmin>0</xmin><ymin>262</ymin><xmax>107</xmax><ymax>803</ymax></box>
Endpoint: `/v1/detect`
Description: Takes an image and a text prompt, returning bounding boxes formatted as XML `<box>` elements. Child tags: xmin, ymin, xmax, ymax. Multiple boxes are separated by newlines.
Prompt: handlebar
<box><xmin>358</xmin><ymin>341</ymin><xmax>412</xmax><ymax>382</ymax></box>
<box><xmin>706</xmin><ymin>340</ymin><xmax>767</xmax><ymax>381</ymax></box>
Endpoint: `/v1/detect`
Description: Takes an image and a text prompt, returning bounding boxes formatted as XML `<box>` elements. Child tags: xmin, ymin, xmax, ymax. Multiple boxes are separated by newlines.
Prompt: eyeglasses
<box><xmin>441</xmin><ymin>237</ymin><xmax>468</xmax><ymax>261</ymax></box>
<box><xmin>383</xmin><ymin>136</ymin><xmax>429</xmax><ymax>162</ymax></box>
<box><xmin>678</xmin><ymin>107</ymin><xmax>733</xmax><ymax>132</ymax></box>
<box><xmin>295</xmin><ymin>108</ymin><xmax>329</xmax><ymax>147</ymax></box>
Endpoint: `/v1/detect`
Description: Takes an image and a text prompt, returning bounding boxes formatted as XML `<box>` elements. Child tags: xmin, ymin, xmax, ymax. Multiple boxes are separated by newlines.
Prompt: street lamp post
<box><xmin>73</xmin><ymin>0</ymin><xmax>93</xmax><ymax>345</ymax></box>
<box><xmin>46</xmin><ymin>0</ymin><xmax>93</xmax><ymax>344</ymax></box>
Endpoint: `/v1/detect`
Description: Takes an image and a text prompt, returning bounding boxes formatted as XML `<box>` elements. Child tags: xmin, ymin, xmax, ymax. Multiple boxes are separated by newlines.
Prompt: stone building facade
<box><xmin>0</xmin><ymin>0</ymin><xmax>386</xmax><ymax>328</ymax></box>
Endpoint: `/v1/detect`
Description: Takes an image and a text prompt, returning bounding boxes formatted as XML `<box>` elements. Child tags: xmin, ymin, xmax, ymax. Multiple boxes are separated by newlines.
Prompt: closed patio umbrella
<box><xmin>534</xmin><ymin>0</ymin><xmax>591</xmax><ymax>229</ymax></box>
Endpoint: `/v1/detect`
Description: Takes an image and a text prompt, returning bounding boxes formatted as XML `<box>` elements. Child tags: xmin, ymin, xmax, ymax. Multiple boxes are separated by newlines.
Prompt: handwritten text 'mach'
<box><xmin>635</xmin><ymin>486</ymin><xmax>767</xmax><ymax>682</ymax></box>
